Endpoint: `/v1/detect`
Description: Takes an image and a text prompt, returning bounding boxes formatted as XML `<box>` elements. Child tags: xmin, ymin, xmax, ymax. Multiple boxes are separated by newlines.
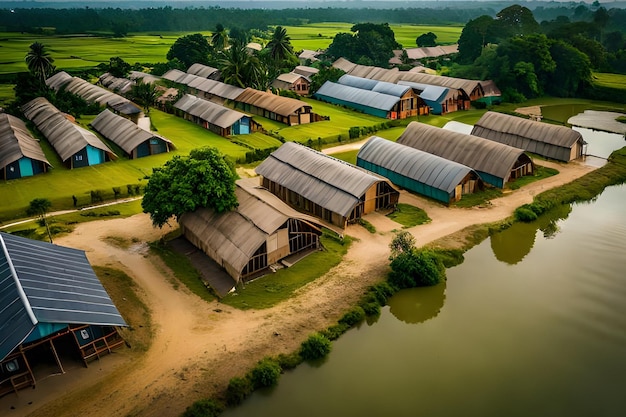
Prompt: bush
<box><xmin>514</xmin><ymin>206</ymin><xmax>538</xmax><ymax>222</ymax></box>
<box><xmin>320</xmin><ymin>323</ymin><xmax>350</xmax><ymax>341</ymax></box>
<box><xmin>225</xmin><ymin>377</ymin><xmax>253</xmax><ymax>406</ymax></box>
<box><xmin>182</xmin><ymin>399</ymin><xmax>224</xmax><ymax>417</ymax></box>
<box><xmin>249</xmin><ymin>358</ymin><xmax>281</xmax><ymax>388</ymax></box>
<box><xmin>367</xmin><ymin>282</ymin><xmax>396</xmax><ymax>305</ymax></box>
<box><xmin>300</xmin><ymin>333</ymin><xmax>332</xmax><ymax>361</ymax></box>
<box><xmin>359</xmin><ymin>301</ymin><xmax>381</xmax><ymax>317</ymax></box>
<box><xmin>338</xmin><ymin>306</ymin><xmax>366</xmax><ymax>327</ymax></box>
<box><xmin>388</xmin><ymin>249</ymin><xmax>445</xmax><ymax>289</ymax></box>
<box><xmin>276</xmin><ymin>352</ymin><xmax>303</xmax><ymax>370</ymax></box>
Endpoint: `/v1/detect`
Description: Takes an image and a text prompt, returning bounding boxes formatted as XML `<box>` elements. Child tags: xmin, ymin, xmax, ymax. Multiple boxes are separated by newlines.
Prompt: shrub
<box><xmin>359</xmin><ymin>301</ymin><xmax>381</xmax><ymax>317</ymax></box>
<box><xmin>225</xmin><ymin>376</ymin><xmax>252</xmax><ymax>406</ymax></box>
<box><xmin>276</xmin><ymin>352</ymin><xmax>303</xmax><ymax>370</ymax></box>
<box><xmin>338</xmin><ymin>306</ymin><xmax>366</xmax><ymax>326</ymax></box>
<box><xmin>112</xmin><ymin>187</ymin><xmax>121</xmax><ymax>199</ymax></box>
<box><xmin>249</xmin><ymin>358</ymin><xmax>281</xmax><ymax>388</ymax></box>
<box><xmin>182</xmin><ymin>399</ymin><xmax>224</xmax><ymax>417</ymax></box>
<box><xmin>300</xmin><ymin>333</ymin><xmax>332</xmax><ymax>361</ymax></box>
<box><xmin>127</xmin><ymin>184</ymin><xmax>135</xmax><ymax>196</ymax></box>
<box><xmin>349</xmin><ymin>126</ymin><xmax>360</xmax><ymax>139</ymax></box>
<box><xmin>388</xmin><ymin>249</ymin><xmax>445</xmax><ymax>289</ymax></box>
<box><xmin>515</xmin><ymin>206</ymin><xmax>538</xmax><ymax>222</ymax></box>
<box><xmin>367</xmin><ymin>282</ymin><xmax>396</xmax><ymax>305</ymax></box>
<box><xmin>321</xmin><ymin>323</ymin><xmax>349</xmax><ymax>341</ymax></box>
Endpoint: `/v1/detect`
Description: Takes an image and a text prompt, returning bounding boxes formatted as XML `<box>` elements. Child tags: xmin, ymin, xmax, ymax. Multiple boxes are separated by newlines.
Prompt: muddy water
<box><xmin>222</xmin><ymin>184</ymin><xmax>626</xmax><ymax>417</ymax></box>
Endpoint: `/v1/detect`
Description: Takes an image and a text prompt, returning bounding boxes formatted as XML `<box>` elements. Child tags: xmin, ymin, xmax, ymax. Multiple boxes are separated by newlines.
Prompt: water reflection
<box><xmin>574</xmin><ymin>126</ymin><xmax>626</xmax><ymax>159</ymax></box>
<box><xmin>490</xmin><ymin>204</ymin><xmax>571</xmax><ymax>264</ymax></box>
<box><xmin>387</xmin><ymin>281</ymin><xmax>446</xmax><ymax>324</ymax></box>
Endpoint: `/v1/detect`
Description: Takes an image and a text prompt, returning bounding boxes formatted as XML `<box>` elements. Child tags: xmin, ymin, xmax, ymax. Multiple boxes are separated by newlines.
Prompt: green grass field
<box><xmin>592</xmin><ymin>72</ymin><xmax>626</xmax><ymax>90</ymax></box>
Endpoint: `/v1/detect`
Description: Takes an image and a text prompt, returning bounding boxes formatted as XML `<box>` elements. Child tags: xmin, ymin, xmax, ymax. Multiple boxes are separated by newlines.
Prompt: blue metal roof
<box><xmin>0</xmin><ymin>232</ymin><xmax>126</xmax><ymax>361</ymax></box>
<box><xmin>397</xmin><ymin>81</ymin><xmax>449</xmax><ymax>103</ymax></box>
<box><xmin>338</xmin><ymin>74</ymin><xmax>379</xmax><ymax>90</ymax></box>
<box><xmin>315</xmin><ymin>82</ymin><xmax>399</xmax><ymax>112</ymax></box>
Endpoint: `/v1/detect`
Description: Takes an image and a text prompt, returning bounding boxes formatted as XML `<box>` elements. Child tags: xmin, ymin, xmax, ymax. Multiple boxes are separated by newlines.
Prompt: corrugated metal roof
<box><xmin>0</xmin><ymin>232</ymin><xmax>126</xmax><ymax>361</ymax></box>
<box><xmin>174</xmin><ymin>94</ymin><xmax>248</xmax><ymax>129</ymax></box>
<box><xmin>91</xmin><ymin>109</ymin><xmax>174</xmax><ymax>155</ymax></box>
<box><xmin>45</xmin><ymin>71</ymin><xmax>73</xmax><ymax>91</ymax></box>
<box><xmin>162</xmin><ymin>69</ymin><xmax>188</xmax><ymax>83</ymax></box>
<box><xmin>332</xmin><ymin>57</ymin><xmax>357</xmax><ymax>73</ymax></box>
<box><xmin>179</xmin><ymin>179</ymin><xmax>323</xmax><ymax>281</ymax></box>
<box><xmin>338</xmin><ymin>74</ymin><xmax>379</xmax><ymax>90</ymax></box>
<box><xmin>314</xmin><ymin>81</ymin><xmax>399</xmax><ymax>112</ymax></box>
<box><xmin>61</xmin><ymin>77</ymin><xmax>141</xmax><ymax>115</ymax></box>
<box><xmin>358</xmin><ymin>136</ymin><xmax>475</xmax><ymax>193</ymax></box>
<box><xmin>188</xmin><ymin>77</ymin><xmax>245</xmax><ymax>100</ymax></box>
<box><xmin>21</xmin><ymin>97</ymin><xmax>115</xmax><ymax>162</ymax></box>
<box><xmin>398</xmin><ymin>122</ymin><xmax>531</xmax><ymax>183</ymax></box>
<box><xmin>235</xmin><ymin>88</ymin><xmax>311</xmax><ymax>117</ymax></box>
<box><xmin>472</xmin><ymin>111</ymin><xmax>585</xmax><ymax>150</ymax></box>
<box><xmin>187</xmin><ymin>63</ymin><xmax>219</xmax><ymax>78</ymax></box>
<box><xmin>371</xmin><ymin>81</ymin><xmax>411</xmax><ymax>97</ymax></box>
<box><xmin>403</xmin><ymin>45</ymin><xmax>459</xmax><ymax>60</ymax></box>
<box><xmin>0</xmin><ymin>113</ymin><xmax>51</xmax><ymax>170</ymax></box>
<box><xmin>98</xmin><ymin>73</ymin><xmax>133</xmax><ymax>94</ymax></box>
<box><xmin>397</xmin><ymin>81</ymin><xmax>450</xmax><ymax>103</ymax></box>
<box><xmin>256</xmin><ymin>142</ymin><xmax>387</xmax><ymax>217</ymax></box>
<box><xmin>129</xmin><ymin>71</ymin><xmax>161</xmax><ymax>84</ymax></box>
<box><xmin>275</xmin><ymin>72</ymin><xmax>307</xmax><ymax>84</ymax></box>
<box><xmin>293</xmin><ymin>66</ymin><xmax>319</xmax><ymax>78</ymax></box>
<box><xmin>398</xmin><ymin>72</ymin><xmax>481</xmax><ymax>97</ymax></box>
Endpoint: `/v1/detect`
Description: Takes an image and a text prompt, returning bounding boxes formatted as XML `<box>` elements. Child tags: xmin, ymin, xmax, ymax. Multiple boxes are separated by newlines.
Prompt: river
<box><xmin>223</xmin><ymin>160</ymin><xmax>626</xmax><ymax>415</ymax></box>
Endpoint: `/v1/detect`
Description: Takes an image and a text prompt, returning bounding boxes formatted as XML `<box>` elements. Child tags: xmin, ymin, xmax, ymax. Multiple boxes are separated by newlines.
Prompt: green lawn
<box><xmin>592</xmin><ymin>72</ymin><xmax>626</xmax><ymax>90</ymax></box>
<box><xmin>387</xmin><ymin>203</ymin><xmax>431</xmax><ymax>228</ymax></box>
<box><xmin>391</xmin><ymin>24</ymin><xmax>463</xmax><ymax>48</ymax></box>
<box><xmin>0</xmin><ymin>83</ymin><xmax>15</xmax><ymax>107</ymax></box>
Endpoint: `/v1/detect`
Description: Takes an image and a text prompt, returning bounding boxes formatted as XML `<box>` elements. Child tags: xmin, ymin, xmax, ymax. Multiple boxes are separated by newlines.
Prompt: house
<box><xmin>256</xmin><ymin>142</ymin><xmax>399</xmax><ymax>228</ymax></box>
<box><xmin>298</xmin><ymin>49</ymin><xmax>321</xmax><ymax>64</ymax></box>
<box><xmin>162</xmin><ymin>70</ymin><xmax>244</xmax><ymax>105</ymax></box>
<box><xmin>292</xmin><ymin>66</ymin><xmax>319</xmax><ymax>79</ymax></box>
<box><xmin>173</xmin><ymin>94</ymin><xmax>259</xmax><ymax>137</ymax></box>
<box><xmin>90</xmin><ymin>109</ymin><xmax>175</xmax><ymax>159</ymax></box>
<box><xmin>332</xmin><ymin>58</ymin><xmax>400</xmax><ymax>83</ymax></box>
<box><xmin>0</xmin><ymin>232</ymin><xmax>127</xmax><ymax>398</ymax></box>
<box><xmin>398</xmin><ymin>72</ymin><xmax>483</xmax><ymax>107</ymax></box>
<box><xmin>186</xmin><ymin>63</ymin><xmax>220</xmax><ymax>80</ymax></box>
<box><xmin>271</xmin><ymin>72</ymin><xmax>311</xmax><ymax>96</ymax></box>
<box><xmin>389</xmin><ymin>44</ymin><xmax>459</xmax><ymax>66</ymax></box>
<box><xmin>179</xmin><ymin>179</ymin><xmax>324</xmax><ymax>287</ymax></box>
<box><xmin>0</xmin><ymin>113</ymin><xmax>51</xmax><ymax>180</ymax></box>
<box><xmin>397</xmin><ymin>81</ymin><xmax>458</xmax><ymax>115</ymax></box>
<box><xmin>397</xmin><ymin>122</ymin><xmax>534</xmax><ymax>188</ymax></box>
<box><xmin>234</xmin><ymin>88</ymin><xmax>318</xmax><ymax>126</ymax></box>
<box><xmin>357</xmin><ymin>136</ymin><xmax>483</xmax><ymax>204</ymax></box>
<box><xmin>21</xmin><ymin>97</ymin><xmax>116</xmax><ymax>168</ymax></box>
<box><xmin>471</xmin><ymin>111</ymin><xmax>585</xmax><ymax>162</ymax></box>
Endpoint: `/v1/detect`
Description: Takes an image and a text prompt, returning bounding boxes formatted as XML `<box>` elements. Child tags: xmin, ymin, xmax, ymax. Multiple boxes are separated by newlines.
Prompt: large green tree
<box><xmin>457</xmin><ymin>15</ymin><xmax>495</xmax><ymax>64</ymax></box>
<box><xmin>142</xmin><ymin>147</ymin><xmax>238</xmax><ymax>228</ymax></box>
<box><xmin>492</xmin><ymin>5</ymin><xmax>540</xmax><ymax>41</ymax></box>
<box><xmin>211</xmin><ymin>23</ymin><xmax>229</xmax><ymax>51</ymax></box>
<box><xmin>325</xmin><ymin>22</ymin><xmax>401</xmax><ymax>68</ymax></box>
<box><xmin>25</xmin><ymin>42</ymin><xmax>55</xmax><ymax>83</ymax></box>
<box><xmin>266</xmin><ymin>26</ymin><xmax>295</xmax><ymax>62</ymax></box>
<box><xmin>166</xmin><ymin>33</ymin><xmax>212</xmax><ymax>69</ymax></box>
<box><xmin>129</xmin><ymin>79</ymin><xmax>158</xmax><ymax>113</ymax></box>
<box><xmin>416</xmin><ymin>32</ymin><xmax>437</xmax><ymax>47</ymax></box>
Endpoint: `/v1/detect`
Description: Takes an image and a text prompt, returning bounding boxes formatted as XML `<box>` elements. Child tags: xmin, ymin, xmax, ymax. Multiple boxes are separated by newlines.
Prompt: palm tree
<box><xmin>130</xmin><ymin>79</ymin><xmax>158</xmax><ymax>114</ymax></box>
<box><xmin>219</xmin><ymin>42</ymin><xmax>268</xmax><ymax>90</ymax></box>
<box><xmin>211</xmin><ymin>23</ymin><xmax>229</xmax><ymax>51</ymax></box>
<box><xmin>266</xmin><ymin>26</ymin><xmax>294</xmax><ymax>62</ymax></box>
<box><xmin>25</xmin><ymin>42</ymin><xmax>55</xmax><ymax>83</ymax></box>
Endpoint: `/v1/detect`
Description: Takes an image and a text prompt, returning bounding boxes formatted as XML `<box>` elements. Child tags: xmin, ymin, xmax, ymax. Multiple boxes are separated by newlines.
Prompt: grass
<box><xmin>231</xmin><ymin>132</ymin><xmax>283</xmax><ymax>150</ymax></box>
<box><xmin>453</xmin><ymin>187</ymin><xmax>503</xmax><ymax>208</ymax></box>
<box><xmin>0</xmin><ymin>83</ymin><xmax>15</xmax><ymax>107</ymax></box>
<box><xmin>591</xmin><ymin>72</ymin><xmax>626</xmax><ymax>91</ymax></box>
<box><xmin>329</xmin><ymin>149</ymin><xmax>358</xmax><ymax>164</ymax></box>
<box><xmin>387</xmin><ymin>203</ymin><xmax>431</xmax><ymax>228</ymax></box>
<box><xmin>508</xmin><ymin>165</ymin><xmax>559</xmax><ymax>190</ymax></box>
<box><xmin>220</xmin><ymin>232</ymin><xmax>352</xmax><ymax>310</ymax></box>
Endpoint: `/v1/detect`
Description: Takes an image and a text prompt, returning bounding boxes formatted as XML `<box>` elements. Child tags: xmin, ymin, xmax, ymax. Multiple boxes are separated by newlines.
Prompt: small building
<box><xmin>298</xmin><ymin>50</ymin><xmax>321</xmax><ymax>64</ymax></box>
<box><xmin>234</xmin><ymin>88</ymin><xmax>317</xmax><ymax>126</ymax></box>
<box><xmin>91</xmin><ymin>109</ymin><xmax>175</xmax><ymax>159</ymax></box>
<box><xmin>389</xmin><ymin>44</ymin><xmax>459</xmax><ymax>66</ymax></box>
<box><xmin>293</xmin><ymin>65</ymin><xmax>319</xmax><ymax>79</ymax></box>
<box><xmin>271</xmin><ymin>72</ymin><xmax>311</xmax><ymax>96</ymax></box>
<box><xmin>332</xmin><ymin>58</ymin><xmax>400</xmax><ymax>83</ymax></box>
<box><xmin>397</xmin><ymin>122</ymin><xmax>534</xmax><ymax>188</ymax></box>
<box><xmin>357</xmin><ymin>136</ymin><xmax>482</xmax><ymax>204</ymax></box>
<box><xmin>397</xmin><ymin>81</ymin><xmax>458</xmax><ymax>115</ymax></box>
<box><xmin>186</xmin><ymin>63</ymin><xmax>220</xmax><ymax>80</ymax></box>
<box><xmin>187</xmin><ymin>77</ymin><xmax>245</xmax><ymax>105</ymax></box>
<box><xmin>471</xmin><ymin>111</ymin><xmax>585</xmax><ymax>162</ymax></box>
<box><xmin>45</xmin><ymin>71</ymin><xmax>73</xmax><ymax>91</ymax></box>
<box><xmin>21</xmin><ymin>97</ymin><xmax>116</xmax><ymax>168</ymax></box>
<box><xmin>98</xmin><ymin>72</ymin><xmax>134</xmax><ymax>94</ymax></box>
<box><xmin>179</xmin><ymin>179</ymin><xmax>324</xmax><ymax>287</ymax></box>
<box><xmin>0</xmin><ymin>113</ymin><xmax>51</xmax><ymax>180</ymax></box>
<box><xmin>398</xmin><ymin>72</ymin><xmax>483</xmax><ymax>106</ymax></box>
<box><xmin>256</xmin><ymin>142</ymin><xmax>399</xmax><ymax>228</ymax></box>
<box><xmin>173</xmin><ymin>94</ymin><xmax>259</xmax><ymax>137</ymax></box>
<box><xmin>0</xmin><ymin>232</ymin><xmax>127</xmax><ymax>397</ymax></box>
<box><xmin>128</xmin><ymin>71</ymin><xmax>161</xmax><ymax>85</ymax></box>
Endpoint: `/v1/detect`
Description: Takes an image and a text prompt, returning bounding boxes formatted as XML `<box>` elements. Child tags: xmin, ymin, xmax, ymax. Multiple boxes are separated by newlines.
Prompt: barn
<box><xmin>0</xmin><ymin>232</ymin><xmax>127</xmax><ymax>397</ymax></box>
<box><xmin>173</xmin><ymin>94</ymin><xmax>259</xmax><ymax>136</ymax></box>
<box><xmin>179</xmin><ymin>179</ymin><xmax>324</xmax><ymax>287</ymax></box>
<box><xmin>0</xmin><ymin>113</ymin><xmax>51</xmax><ymax>180</ymax></box>
<box><xmin>471</xmin><ymin>111</ymin><xmax>585</xmax><ymax>162</ymax></box>
<box><xmin>256</xmin><ymin>142</ymin><xmax>399</xmax><ymax>228</ymax></box>
<box><xmin>357</xmin><ymin>136</ymin><xmax>482</xmax><ymax>204</ymax></box>
<box><xmin>397</xmin><ymin>122</ymin><xmax>534</xmax><ymax>188</ymax></box>
<box><xmin>21</xmin><ymin>98</ymin><xmax>116</xmax><ymax>168</ymax></box>
<box><xmin>314</xmin><ymin>81</ymin><xmax>404</xmax><ymax>119</ymax></box>
<box><xmin>234</xmin><ymin>88</ymin><xmax>317</xmax><ymax>126</ymax></box>
<box><xmin>90</xmin><ymin>109</ymin><xmax>175</xmax><ymax>159</ymax></box>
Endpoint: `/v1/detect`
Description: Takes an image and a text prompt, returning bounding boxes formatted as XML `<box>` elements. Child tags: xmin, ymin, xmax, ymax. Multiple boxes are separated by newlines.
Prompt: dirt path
<box><xmin>3</xmin><ymin>159</ymin><xmax>597</xmax><ymax>417</ymax></box>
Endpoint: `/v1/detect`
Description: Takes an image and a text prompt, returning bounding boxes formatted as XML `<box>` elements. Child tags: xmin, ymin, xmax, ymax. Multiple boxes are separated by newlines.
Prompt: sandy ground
<box><xmin>1</xmin><ymin>157</ymin><xmax>597</xmax><ymax>417</ymax></box>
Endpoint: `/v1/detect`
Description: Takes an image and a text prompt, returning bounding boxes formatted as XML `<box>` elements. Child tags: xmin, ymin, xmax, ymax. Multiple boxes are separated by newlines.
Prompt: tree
<box><xmin>25</xmin><ymin>42</ymin><xmax>55</xmax><ymax>83</ymax></box>
<box><xmin>211</xmin><ymin>23</ymin><xmax>229</xmax><ymax>51</ymax></box>
<box><xmin>266</xmin><ymin>26</ymin><xmax>295</xmax><ymax>62</ymax></box>
<box><xmin>389</xmin><ymin>230</ymin><xmax>416</xmax><ymax>260</ymax></box>
<box><xmin>229</xmin><ymin>27</ymin><xmax>250</xmax><ymax>46</ymax></box>
<box><xmin>416</xmin><ymin>32</ymin><xmax>437</xmax><ymax>47</ymax></box>
<box><xmin>309</xmin><ymin>65</ymin><xmax>344</xmax><ymax>94</ymax></box>
<box><xmin>166</xmin><ymin>33</ymin><xmax>212</xmax><ymax>69</ymax></box>
<box><xmin>108</xmin><ymin>56</ymin><xmax>131</xmax><ymax>78</ymax></box>
<box><xmin>129</xmin><ymin>79</ymin><xmax>158</xmax><ymax>113</ymax></box>
<box><xmin>493</xmin><ymin>5</ymin><xmax>540</xmax><ymax>41</ymax></box>
<box><xmin>219</xmin><ymin>42</ymin><xmax>268</xmax><ymax>90</ymax></box>
<box><xmin>142</xmin><ymin>147</ymin><xmax>238</xmax><ymax>228</ymax></box>
<box><xmin>27</xmin><ymin>198</ymin><xmax>53</xmax><ymax>243</ymax></box>
<box><xmin>325</xmin><ymin>22</ymin><xmax>401</xmax><ymax>68</ymax></box>
<box><xmin>546</xmin><ymin>40</ymin><xmax>592</xmax><ymax>97</ymax></box>
<box><xmin>388</xmin><ymin>249</ymin><xmax>445</xmax><ymax>289</ymax></box>
<box><xmin>457</xmin><ymin>15</ymin><xmax>495</xmax><ymax>64</ymax></box>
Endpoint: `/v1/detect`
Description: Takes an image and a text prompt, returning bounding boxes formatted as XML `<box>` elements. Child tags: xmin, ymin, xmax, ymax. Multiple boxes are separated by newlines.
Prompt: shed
<box><xmin>298</xmin><ymin>50</ymin><xmax>321</xmax><ymax>64</ymax></box>
<box><xmin>179</xmin><ymin>179</ymin><xmax>324</xmax><ymax>287</ymax></box>
<box><xmin>293</xmin><ymin>66</ymin><xmax>319</xmax><ymax>78</ymax></box>
<box><xmin>234</xmin><ymin>88</ymin><xmax>316</xmax><ymax>126</ymax></box>
<box><xmin>21</xmin><ymin>97</ymin><xmax>116</xmax><ymax>168</ymax></box>
<box><xmin>186</xmin><ymin>77</ymin><xmax>244</xmax><ymax>104</ymax></box>
<box><xmin>0</xmin><ymin>113</ymin><xmax>51</xmax><ymax>180</ymax></box>
<box><xmin>173</xmin><ymin>94</ymin><xmax>258</xmax><ymax>136</ymax></box>
<box><xmin>397</xmin><ymin>80</ymin><xmax>458</xmax><ymax>115</ymax></box>
<box><xmin>98</xmin><ymin>72</ymin><xmax>133</xmax><ymax>94</ymax></box>
<box><xmin>256</xmin><ymin>142</ymin><xmax>399</xmax><ymax>228</ymax></box>
<box><xmin>397</xmin><ymin>122</ymin><xmax>533</xmax><ymax>188</ymax></box>
<box><xmin>0</xmin><ymin>232</ymin><xmax>127</xmax><ymax>397</ymax></box>
<box><xmin>398</xmin><ymin>72</ymin><xmax>480</xmax><ymax>108</ymax></box>
<box><xmin>186</xmin><ymin>63</ymin><xmax>220</xmax><ymax>79</ymax></box>
<box><xmin>271</xmin><ymin>72</ymin><xmax>311</xmax><ymax>96</ymax></box>
<box><xmin>471</xmin><ymin>112</ymin><xmax>585</xmax><ymax>162</ymax></box>
<box><xmin>91</xmin><ymin>109</ymin><xmax>175</xmax><ymax>159</ymax></box>
<box><xmin>129</xmin><ymin>71</ymin><xmax>161</xmax><ymax>85</ymax></box>
<box><xmin>357</xmin><ymin>136</ymin><xmax>482</xmax><ymax>204</ymax></box>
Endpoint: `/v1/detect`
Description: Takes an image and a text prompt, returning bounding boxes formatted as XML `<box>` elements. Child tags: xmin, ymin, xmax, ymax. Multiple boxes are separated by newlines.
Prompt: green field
<box><xmin>591</xmin><ymin>72</ymin><xmax>626</xmax><ymax>90</ymax></box>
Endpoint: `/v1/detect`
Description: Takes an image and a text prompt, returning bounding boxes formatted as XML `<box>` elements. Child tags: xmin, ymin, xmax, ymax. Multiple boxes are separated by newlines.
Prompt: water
<box><xmin>223</xmin><ymin>184</ymin><xmax>626</xmax><ymax>417</ymax></box>
<box><xmin>574</xmin><ymin>126</ymin><xmax>625</xmax><ymax>159</ymax></box>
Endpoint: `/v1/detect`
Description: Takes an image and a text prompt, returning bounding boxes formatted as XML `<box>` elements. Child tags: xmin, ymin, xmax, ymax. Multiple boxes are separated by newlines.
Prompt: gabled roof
<box><xmin>235</xmin><ymin>88</ymin><xmax>311</xmax><ymax>117</ymax></box>
<box><xmin>174</xmin><ymin>94</ymin><xmax>248</xmax><ymax>129</ymax></box>
<box><xmin>398</xmin><ymin>72</ymin><xmax>480</xmax><ymax>97</ymax></box>
<box><xmin>293</xmin><ymin>66</ymin><xmax>319</xmax><ymax>78</ymax></box>
<box><xmin>298</xmin><ymin>50</ymin><xmax>321</xmax><ymax>62</ymax></box>
<box><xmin>21</xmin><ymin>97</ymin><xmax>115</xmax><ymax>162</ymax></box>
<box><xmin>179</xmin><ymin>179</ymin><xmax>323</xmax><ymax>282</ymax></box>
<box><xmin>162</xmin><ymin>69</ymin><xmax>188</xmax><ymax>84</ymax></box>
<box><xmin>90</xmin><ymin>109</ymin><xmax>174</xmax><ymax>154</ymax></box>
<box><xmin>358</xmin><ymin>136</ymin><xmax>476</xmax><ymax>194</ymax></box>
<box><xmin>337</xmin><ymin>74</ymin><xmax>411</xmax><ymax>98</ymax></box>
<box><xmin>397</xmin><ymin>81</ymin><xmax>451</xmax><ymax>103</ymax></box>
<box><xmin>256</xmin><ymin>142</ymin><xmax>388</xmax><ymax>218</ymax></box>
<box><xmin>314</xmin><ymin>81</ymin><xmax>400</xmax><ymax>112</ymax></box>
<box><xmin>0</xmin><ymin>113</ymin><xmax>51</xmax><ymax>170</ymax></box>
<box><xmin>187</xmin><ymin>77</ymin><xmax>245</xmax><ymax>100</ymax></box>
<box><xmin>332</xmin><ymin>57</ymin><xmax>357</xmax><ymax>73</ymax></box>
<box><xmin>275</xmin><ymin>72</ymin><xmax>308</xmax><ymax>84</ymax></box>
<box><xmin>187</xmin><ymin>63</ymin><xmax>219</xmax><ymax>79</ymax></box>
<box><xmin>397</xmin><ymin>122</ymin><xmax>532</xmax><ymax>183</ymax></box>
<box><xmin>0</xmin><ymin>232</ymin><xmax>126</xmax><ymax>361</ymax></box>
<box><xmin>59</xmin><ymin>77</ymin><xmax>141</xmax><ymax>115</ymax></box>
<box><xmin>331</xmin><ymin>58</ymin><xmax>400</xmax><ymax>83</ymax></box>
